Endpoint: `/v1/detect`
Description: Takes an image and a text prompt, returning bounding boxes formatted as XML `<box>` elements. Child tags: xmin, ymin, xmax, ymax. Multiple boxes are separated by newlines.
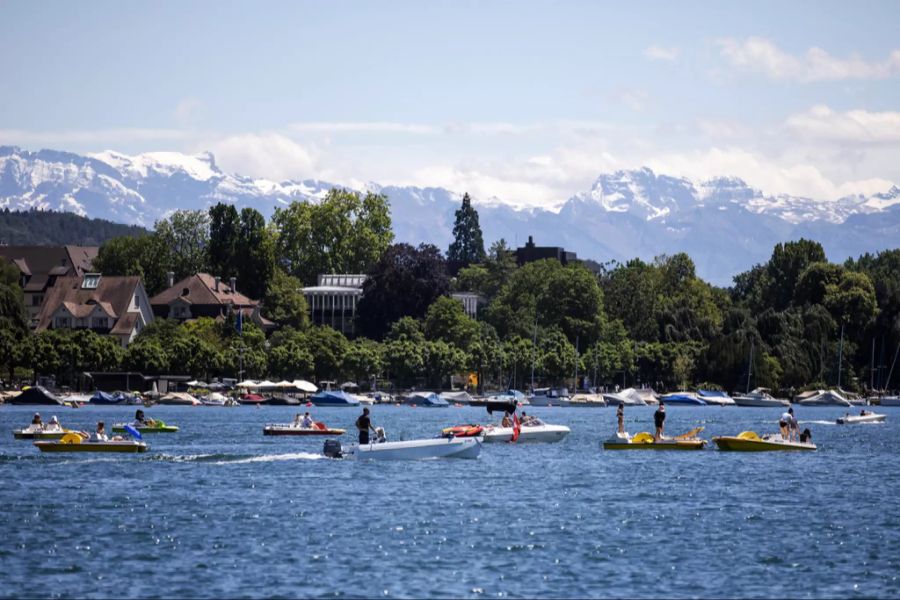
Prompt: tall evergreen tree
<box><xmin>447</xmin><ymin>193</ymin><xmax>486</xmax><ymax>274</ymax></box>
<box><xmin>207</xmin><ymin>203</ymin><xmax>241</xmax><ymax>279</ymax></box>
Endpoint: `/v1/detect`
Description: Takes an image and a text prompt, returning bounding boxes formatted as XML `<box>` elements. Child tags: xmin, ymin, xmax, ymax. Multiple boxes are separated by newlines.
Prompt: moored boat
<box><xmin>696</xmin><ymin>390</ymin><xmax>736</xmax><ymax>406</ymax></box>
<box><xmin>402</xmin><ymin>392</ymin><xmax>450</xmax><ymax>407</ymax></box>
<box><xmin>309</xmin><ymin>390</ymin><xmax>360</xmax><ymax>407</ymax></box>
<box><xmin>602</xmin><ymin>388</ymin><xmax>648</xmax><ymax>406</ymax></box>
<box><xmin>793</xmin><ymin>389</ymin><xmax>851</xmax><ymax>406</ymax></box>
<box><xmin>878</xmin><ymin>396</ymin><xmax>900</xmax><ymax>406</ymax></box>
<box><xmin>733</xmin><ymin>388</ymin><xmax>790</xmax><ymax>407</ymax></box>
<box><xmin>323</xmin><ymin>436</ymin><xmax>481</xmax><ymax>460</ymax></box>
<box><xmin>527</xmin><ymin>387</ymin><xmax>570</xmax><ymax>407</ymax></box>
<box><xmin>836</xmin><ymin>411</ymin><xmax>886</xmax><ymax>425</ymax></box>
<box><xmin>660</xmin><ymin>392</ymin><xmax>707</xmax><ymax>405</ymax></box>
<box><xmin>602</xmin><ymin>429</ymin><xmax>707</xmax><ymax>450</ymax></box>
<box><xmin>713</xmin><ymin>431</ymin><xmax>816</xmax><ymax>451</ymax></box>
<box><xmin>263</xmin><ymin>423</ymin><xmax>346</xmax><ymax>436</ymax></box>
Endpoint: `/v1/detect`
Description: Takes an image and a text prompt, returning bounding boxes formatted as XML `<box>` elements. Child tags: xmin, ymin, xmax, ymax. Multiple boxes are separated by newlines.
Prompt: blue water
<box><xmin>2</xmin><ymin>404</ymin><xmax>899</xmax><ymax>599</ymax></box>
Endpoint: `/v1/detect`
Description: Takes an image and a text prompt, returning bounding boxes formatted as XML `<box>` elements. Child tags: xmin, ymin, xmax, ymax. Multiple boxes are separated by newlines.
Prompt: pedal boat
<box><xmin>602</xmin><ymin>430</ymin><xmax>707</xmax><ymax>450</ymax></box>
<box><xmin>481</xmin><ymin>423</ymin><xmax>570</xmax><ymax>443</ymax></box>
<box><xmin>34</xmin><ymin>432</ymin><xmax>148</xmax><ymax>453</ymax></box>
<box><xmin>264</xmin><ymin>422</ymin><xmax>346</xmax><ymax>436</ymax></box>
<box><xmin>836</xmin><ymin>412</ymin><xmax>886</xmax><ymax>425</ymax></box>
<box><xmin>112</xmin><ymin>422</ymin><xmax>179</xmax><ymax>433</ymax></box>
<box><xmin>713</xmin><ymin>431</ymin><xmax>816</xmax><ymax>451</ymax></box>
<box><xmin>323</xmin><ymin>436</ymin><xmax>482</xmax><ymax>460</ymax></box>
<box><xmin>13</xmin><ymin>425</ymin><xmax>70</xmax><ymax>440</ymax></box>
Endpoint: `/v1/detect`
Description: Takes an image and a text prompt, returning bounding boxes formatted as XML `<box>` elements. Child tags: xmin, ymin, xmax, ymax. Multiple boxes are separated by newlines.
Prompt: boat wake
<box><xmin>152</xmin><ymin>452</ymin><xmax>324</xmax><ymax>464</ymax></box>
<box><xmin>799</xmin><ymin>420</ymin><xmax>837</xmax><ymax>426</ymax></box>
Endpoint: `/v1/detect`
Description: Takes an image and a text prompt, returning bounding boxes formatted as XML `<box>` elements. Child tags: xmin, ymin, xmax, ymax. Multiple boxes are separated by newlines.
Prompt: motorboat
<box><xmin>602</xmin><ymin>429</ymin><xmax>707</xmax><ymax>451</ymax></box>
<box><xmin>481</xmin><ymin>419</ymin><xmax>570</xmax><ymax>443</ymax></box>
<box><xmin>309</xmin><ymin>390</ymin><xmax>360</xmax><ymax>407</ymax></box>
<box><xmin>527</xmin><ymin>387</ymin><xmax>570</xmax><ymax>407</ymax></box>
<box><xmin>659</xmin><ymin>392</ymin><xmax>707</xmax><ymax>406</ymax></box>
<box><xmin>836</xmin><ymin>411</ymin><xmax>886</xmax><ymax>425</ymax></box>
<box><xmin>263</xmin><ymin>421</ymin><xmax>346</xmax><ymax>435</ymax></box>
<box><xmin>793</xmin><ymin>389</ymin><xmax>852</xmax><ymax>407</ymax></box>
<box><xmin>402</xmin><ymin>392</ymin><xmax>450</xmax><ymax>407</ymax></box>
<box><xmin>13</xmin><ymin>424</ymin><xmax>71</xmax><ymax>440</ymax></box>
<box><xmin>323</xmin><ymin>436</ymin><xmax>481</xmax><ymax>460</ymax></box>
<box><xmin>238</xmin><ymin>393</ymin><xmax>266</xmax><ymax>405</ymax></box>
<box><xmin>440</xmin><ymin>390</ymin><xmax>474</xmax><ymax>405</ymax></box>
<box><xmin>733</xmin><ymin>388</ymin><xmax>790</xmax><ymax>407</ymax></box>
<box><xmin>470</xmin><ymin>390</ymin><xmax>527</xmax><ymax>407</ymax></box>
<box><xmin>156</xmin><ymin>392</ymin><xmax>202</xmax><ymax>406</ymax></box>
<box><xmin>200</xmin><ymin>392</ymin><xmax>229</xmax><ymax>406</ymax></box>
<box><xmin>112</xmin><ymin>421</ymin><xmax>179</xmax><ymax>433</ymax></box>
<box><xmin>696</xmin><ymin>390</ymin><xmax>736</xmax><ymax>406</ymax></box>
<box><xmin>569</xmin><ymin>393</ymin><xmax>606</xmax><ymax>407</ymax></box>
<box><xmin>602</xmin><ymin>388</ymin><xmax>647</xmax><ymax>406</ymax></box>
<box><xmin>34</xmin><ymin>432</ymin><xmax>148</xmax><ymax>453</ymax></box>
<box><xmin>713</xmin><ymin>431</ymin><xmax>816</xmax><ymax>451</ymax></box>
<box><xmin>367</xmin><ymin>391</ymin><xmax>396</xmax><ymax>404</ymax></box>
<box><xmin>261</xmin><ymin>395</ymin><xmax>302</xmax><ymax>406</ymax></box>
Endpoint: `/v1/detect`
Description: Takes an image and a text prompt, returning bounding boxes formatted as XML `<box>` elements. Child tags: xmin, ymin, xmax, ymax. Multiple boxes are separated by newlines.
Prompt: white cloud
<box><xmin>204</xmin><ymin>132</ymin><xmax>317</xmax><ymax>181</ymax></box>
<box><xmin>718</xmin><ymin>37</ymin><xmax>900</xmax><ymax>81</ymax></box>
<box><xmin>785</xmin><ymin>105</ymin><xmax>900</xmax><ymax>144</ymax></box>
<box><xmin>174</xmin><ymin>97</ymin><xmax>203</xmax><ymax>126</ymax></box>
<box><xmin>644</xmin><ymin>45</ymin><xmax>679</xmax><ymax>62</ymax></box>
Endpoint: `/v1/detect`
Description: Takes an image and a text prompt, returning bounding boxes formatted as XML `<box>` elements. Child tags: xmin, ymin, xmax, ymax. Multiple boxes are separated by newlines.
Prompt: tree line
<box><xmin>0</xmin><ymin>190</ymin><xmax>898</xmax><ymax>395</ymax></box>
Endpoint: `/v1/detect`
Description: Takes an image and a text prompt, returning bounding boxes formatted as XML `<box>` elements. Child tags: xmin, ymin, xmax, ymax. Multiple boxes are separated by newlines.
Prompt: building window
<box><xmin>32</xmin><ymin>295</ymin><xmax>42</xmax><ymax>306</ymax></box>
<box><xmin>92</xmin><ymin>317</ymin><xmax>108</xmax><ymax>329</ymax></box>
<box><xmin>82</xmin><ymin>273</ymin><xmax>101</xmax><ymax>289</ymax></box>
<box><xmin>55</xmin><ymin>317</ymin><xmax>70</xmax><ymax>328</ymax></box>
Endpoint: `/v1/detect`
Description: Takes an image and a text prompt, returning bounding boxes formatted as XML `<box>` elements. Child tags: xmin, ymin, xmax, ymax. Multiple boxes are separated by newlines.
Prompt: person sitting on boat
<box><xmin>134</xmin><ymin>409</ymin><xmax>155</xmax><ymax>428</ymax></box>
<box><xmin>374</xmin><ymin>427</ymin><xmax>387</xmax><ymax>443</ymax></box>
<box><xmin>90</xmin><ymin>421</ymin><xmax>109</xmax><ymax>442</ymax></box>
<box><xmin>860</xmin><ymin>409</ymin><xmax>870</xmax><ymax>416</ymax></box>
<box><xmin>45</xmin><ymin>415</ymin><xmax>62</xmax><ymax>432</ymax></box>
<box><xmin>799</xmin><ymin>428</ymin><xmax>813</xmax><ymax>444</ymax></box>
<box><xmin>654</xmin><ymin>404</ymin><xmax>666</xmax><ymax>441</ymax></box>
<box><xmin>301</xmin><ymin>412</ymin><xmax>314</xmax><ymax>428</ymax></box>
<box><xmin>616</xmin><ymin>404</ymin><xmax>625</xmax><ymax>434</ymax></box>
<box><xmin>293</xmin><ymin>413</ymin><xmax>303</xmax><ymax>426</ymax></box>
<box><xmin>501</xmin><ymin>412</ymin><xmax>513</xmax><ymax>428</ymax></box>
<box><xmin>31</xmin><ymin>412</ymin><xmax>44</xmax><ymax>431</ymax></box>
<box><xmin>356</xmin><ymin>407</ymin><xmax>376</xmax><ymax>444</ymax></box>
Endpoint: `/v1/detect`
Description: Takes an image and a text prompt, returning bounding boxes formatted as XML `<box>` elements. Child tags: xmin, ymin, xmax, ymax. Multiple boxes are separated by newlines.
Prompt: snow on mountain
<box><xmin>1</xmin><ymin>146</ymin><xmax>898</xmax><ymax>285</ymax></box>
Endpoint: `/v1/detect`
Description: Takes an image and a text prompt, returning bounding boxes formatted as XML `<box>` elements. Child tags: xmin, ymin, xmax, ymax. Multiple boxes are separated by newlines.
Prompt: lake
<box><xmin>1</xmin><ymin>403</ymin><xmax>899</xmax><ymax>598</ymax></box>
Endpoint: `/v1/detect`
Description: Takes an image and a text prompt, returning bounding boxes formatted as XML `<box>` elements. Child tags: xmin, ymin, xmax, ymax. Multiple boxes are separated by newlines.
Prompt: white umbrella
<box><xmin>292</xmin><ymin>379</ymin><xmax>318</xmax><ymax>393</ymax></box>
<box><xmin>275</xmin><ymin>380</ymin><xmax>293</xmax><ymax>388</ymax></box>
<box><xmin>186</xmin><ymin>380</ymin><xmax>205</xmax><ymax>387</ymax></box>
<box><xmin>257</xmin><ymin>380</ymin><xmax>277</xmax><ymax>390</ymax></box>
<box><xmin>236</xmin><ymin>380</ymin><xmax>258</xmax><ymax>389</ymax></box>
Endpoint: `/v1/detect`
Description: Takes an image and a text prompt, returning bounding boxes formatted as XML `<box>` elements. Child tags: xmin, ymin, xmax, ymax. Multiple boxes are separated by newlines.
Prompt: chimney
<box><xmin>214</xmin><ymin>276</ymin><xmax>221</xmax><ymax>292</ymax></box>
<box><xmin>166</xmin><ymin>271</ymin><xmax>174</xmax><ymax>288</ymax></box>
<box><xmin>229</xmin><ymin>276</ymin><xmax>237</xmax><ymax>294</ymax></box>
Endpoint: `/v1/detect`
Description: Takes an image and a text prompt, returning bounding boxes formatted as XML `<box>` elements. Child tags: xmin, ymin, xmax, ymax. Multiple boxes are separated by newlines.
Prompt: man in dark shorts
<box><xmin>654</xmin><ymin>403</ymin><xmax>666</xmax><ymax>441</ymax></box>
<box><xmin>356</xmin><ymin>407</ymin><xmax>376</xmax><ymax>444</ymax></box>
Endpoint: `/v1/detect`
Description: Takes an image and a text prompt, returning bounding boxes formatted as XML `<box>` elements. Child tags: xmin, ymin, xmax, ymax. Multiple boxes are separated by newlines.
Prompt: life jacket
<box><xmin>441</xmin><ymin>424</ymin><xmax>484</xmax><ymax>438</ymax></box>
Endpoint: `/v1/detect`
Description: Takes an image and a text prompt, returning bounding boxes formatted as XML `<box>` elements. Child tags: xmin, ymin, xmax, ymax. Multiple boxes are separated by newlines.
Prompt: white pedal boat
<box><xmin>323</xmin><ymin>436</ymin><xmax>482</xmax><ymax>460</ymax></box>
<box><xmin>481</xmin><ymin>423</ymin><xmax>570</xmax><ymax>443</ymax></box>
<box><xmin>836</xmin><ymin>412</ymin><xmax>886</xmax><ymax>425</ymax></box>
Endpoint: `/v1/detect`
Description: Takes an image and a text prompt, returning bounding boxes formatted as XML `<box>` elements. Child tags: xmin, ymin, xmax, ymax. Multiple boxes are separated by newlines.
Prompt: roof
<box><xmin>302</xmin><ymin>285</ymin><xmax>364</xmax><ymax>294</ymax></box>
<box><xmin>110</xmin><ymin>312</ymin><xmax>139</xmax><ymax>335</ymax></box>
<box><xmin>0</xmin><ymin>245</ymin><xmax>98</xmax><ymax>282</ymax></box>
<box><xmin>36</xmin><ymin>275</ymin><xmax>142</xmax><ymax>330</ymax></box>
<box><xmin>318</xmin><ymin>274</ymin><xmax>367</xmax><ymax>287</ymax></box>
<box><xmin>149</xmin><ymin>273</ymin><xmax>260</xmax><ymax>307</ymax></box>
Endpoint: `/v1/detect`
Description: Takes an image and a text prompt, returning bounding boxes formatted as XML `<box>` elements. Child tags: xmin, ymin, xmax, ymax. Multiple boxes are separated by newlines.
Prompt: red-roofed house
<box><xmin>149</xmin><ymin>273</ymin><xmax>274</xmax><ymax>331</ymax></box>
<box><xmin>35</xmin><ymin>273</ymin><xmax>153</xmax><ymax>346</ymax></box>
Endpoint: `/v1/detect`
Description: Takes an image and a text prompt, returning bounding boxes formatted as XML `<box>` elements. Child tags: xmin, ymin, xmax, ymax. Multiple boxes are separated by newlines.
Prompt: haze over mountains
<box><xmin>2</xmin><ymin>145</ymin><xmax>898</xmax><ymax>286</ymax></box>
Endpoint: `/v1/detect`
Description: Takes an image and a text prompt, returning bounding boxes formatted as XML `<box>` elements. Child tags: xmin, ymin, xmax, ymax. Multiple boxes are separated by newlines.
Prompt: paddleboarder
<box><xmin>654</xmin><ymin>404</ymin><xmax>666</xmax><ymax>441</ymax></box>
<box><xmin>356</xmin><ymin>407</ymin><xmax>376</xmax><ymax>444</ymax></box>
<box><xmin>616</xmin><ymin>404</ymin><xmax>625</xmax><ymax>434</ymax></box>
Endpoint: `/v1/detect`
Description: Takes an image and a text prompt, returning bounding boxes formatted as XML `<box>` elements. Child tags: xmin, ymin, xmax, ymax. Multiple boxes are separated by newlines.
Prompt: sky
<box><xmin>2</xmin><ymin>0</ymin><xmax>899</xmax><ymax>209</ymax></box>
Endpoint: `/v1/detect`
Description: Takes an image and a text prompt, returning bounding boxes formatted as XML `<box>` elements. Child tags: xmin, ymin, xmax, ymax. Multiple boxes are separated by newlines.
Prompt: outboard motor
<box><xmin>323</xmin><ymin>439</ymin><xmax>343</xmax><ymax>458</ymax></box>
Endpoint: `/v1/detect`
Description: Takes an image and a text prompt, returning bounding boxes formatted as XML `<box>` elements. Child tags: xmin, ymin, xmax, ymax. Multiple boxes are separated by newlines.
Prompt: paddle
<box><xmin>674</xmin><ymin>426</ymin><xmax>704</xmax><ymax>440</ymax></box>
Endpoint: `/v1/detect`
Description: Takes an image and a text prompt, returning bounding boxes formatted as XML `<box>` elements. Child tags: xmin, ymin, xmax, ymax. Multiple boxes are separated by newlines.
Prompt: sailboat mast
<box><xmin>837</xmin><ymin>322</ymin><xmax>845</xmax><ymax>388</ymax></box>
<box><xmin>746</xmin><ymin>341</ymin><xmax>754</xmax><ymax>394</ymax></box>
<box><xmin>530</xmin><ymin>317</ymin><xmax>537</xmax><ymax>393</ymax></box>
<box><xmin>574</xmin><ymin>336</ymin><xmax>579</xmax><ymax>391</ymax></box>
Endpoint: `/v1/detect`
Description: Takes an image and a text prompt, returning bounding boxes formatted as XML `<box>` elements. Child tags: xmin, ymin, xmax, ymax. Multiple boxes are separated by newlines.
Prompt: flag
<box><xmin>511</xmin><ymin>413</ymin><xmax>520</xmax><ymax>443</ymax></box>
<box><xmin>236</xmin><ymin>308</ymin><xmax>243</xmax><ymax>335</ymax></box>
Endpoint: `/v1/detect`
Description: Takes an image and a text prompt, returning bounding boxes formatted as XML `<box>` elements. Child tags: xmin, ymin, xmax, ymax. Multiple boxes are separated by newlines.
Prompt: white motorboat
<box><xmin>481</xmin><ymin>421</ymin><xmax>570</xmax><ymax>443</ymax></box>
<box><xmin>733</xmin><ymin>388</ymin><xmax>790</xmax><ymax>407</ymax></box>
<box><xmin>201</xmin><ymin>392</ymin><xmax>229</xmax><ymax>406</ymax></box>
<box><xmin>696</xmin><ymin>390</ymin><xmax>736</xmax><ymax>406</ymax></box>
<box><xmin>323</xmin><ymin>436</ymin><xmax>481</xmax><ymax>460</ymax></box>
<box><xmin>527</xmin><ymin>387</ymin><xmax>570</xmax><ymax>407</ymax></box>
<box><xmin>836</xmin><ymin>411</ymin><xmax>886</xmax><ymax>425</ymax></box>
<box><xmin>568</xmin><ymin>393</ymin><xmax>606</xmax><ymax>407</ymax></box>
<box><xmin>794</xmin><ymin>389</ymin><xmax>852</xmax><ymax>406</ymax></box>
<box><xmin>602</xmin><ymin>388</ymin><xmax>647</xmax><ymax>406</ymax></box>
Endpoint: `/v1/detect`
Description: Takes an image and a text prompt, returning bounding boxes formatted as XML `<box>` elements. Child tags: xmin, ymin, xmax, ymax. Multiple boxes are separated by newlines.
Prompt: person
<box><xmin>31</xmin><ymin>412</ymin><xmax>43</xmax><ymax>430</ymax></box>
<box><xmin>355</xmin><ymin>407</ymin><xmax>376</xmax><ymax>444</ymax></box>
<box><xmin>654</xmin><ymin>403</ymin><xmax>666</xmax><ymax>441</ymax></box>
<box><xmin>788</xmin><ymin>408</ymin><xmax>799</xmax><ymax>442</ymax></box>
<box><xmin>301</xmin><ymin>412</ymin><xmax>314</xmax><ymax>428</ymax></box>
<box><xmin>616</xmin><ymin>404</ymin><xmax>625</xmax><ymax>434</ymax></box>
<box><xmin>90</xmin><ymin>421</ymin><xmax>109</xmax><ymax>442</ymax></box>
<box><xmin>374</xmin><ymin>427</ymin><xmax>387</xmax><ymax>443</ymax></box>
<box><xmin>293</xmin><ymin>413</ymin><xmax>303</xmax><ymax>427</ymax></box>
<box><xmin>779</xmin><ymin>409</ymin><xmax>791</xmax><ymax>441</ymax></box>
<box><xmin>133</xmin><ymin>409</ymin><xmax>155</xmax><ymax>428</ymax></box>
<box><xmin>46</xmin><ymin>415</ymin><xmax>62</xmax><ymax>432</ymax></box>
<box><xmin>501</xmin><ymin>412</ymin><xmax>513</xmax><ymax>428</ymax></box>
<box><xmin>799</xmin><ymin>428</ymin><xmax>813</xmax><ymax>444</ymax></box>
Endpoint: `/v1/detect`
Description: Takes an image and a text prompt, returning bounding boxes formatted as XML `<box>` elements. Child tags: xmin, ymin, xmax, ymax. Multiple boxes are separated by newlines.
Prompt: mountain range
<box><xmin>2</xmin><ymin>145</ymin><xmax>899</xmax><ymax>286</ymax></box>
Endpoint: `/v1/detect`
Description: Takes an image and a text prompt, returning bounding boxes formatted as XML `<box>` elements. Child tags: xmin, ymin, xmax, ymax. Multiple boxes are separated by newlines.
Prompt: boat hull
<box><xmin>13</xmin><ymin>430</ymin><xmax>67</xmax><ymax>440</ymax></box>
<box><xmin>713</xmin><ymin>436</ymin><xmax>816</xmax><ymax>451</ymax></box>
<box><xmin>264</xmin><ymin>426</ymin><xmax>346</xmax><ymax>436</ymax></box>
<box><xmin>602</xmin><ymin>439</ymin><xmax>706</xmax><ymax>450</ymax></box>
<box><xmin>34</xmin><ymin>441</ymin><xmax>148</xmax><ymax>453</ymax></box>
<box><xmin>481</xmin><ymin>424</ymin><xmax>570</xmax><ymax>443</ymax></box>
<box><xmin>836</xmin><ymin>414</ymin><xmax>886</xmax><ymax>424</ymax></box>
<box><xmin>341</xmin><ymin>437</ymin><xmax>482</xmax><ymax>460</ymax></box>
<box><xmin>733</xmin><ymin>397</ymin><xmax>790</xmax><ymax>407</ymax></box>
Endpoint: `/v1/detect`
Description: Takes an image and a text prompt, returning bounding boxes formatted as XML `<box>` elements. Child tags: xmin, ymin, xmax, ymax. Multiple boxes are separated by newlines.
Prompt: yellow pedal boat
<box><xmin>713</xmin><ymin>431</ymin><xmax>816</xmax><ymax>452</ymax></box>
<box><xmin>602</xmin><ymin>429</ymin><xmax>707</xmax><ymax>450</ymax></box>
<box><xmin>34</xmin><ymin>432</ymin><xmax>148</xmax><ymax>453</ymax></box>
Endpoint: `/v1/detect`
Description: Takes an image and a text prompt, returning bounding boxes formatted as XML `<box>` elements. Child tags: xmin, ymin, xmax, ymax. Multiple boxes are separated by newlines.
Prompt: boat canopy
<box><xmin>89</xmin><ymin>390</ymin><xmax>120</xmax><ymax>404</ymax></box>
<box><xmin>403</xmin><ymin>392</ymin><xmax>449</xmax><ymax>407</ymax></box>
<box><xmin>292</xmin><ymin>380</ymin><xmax>318</xmax><ymax>393</ymax></box>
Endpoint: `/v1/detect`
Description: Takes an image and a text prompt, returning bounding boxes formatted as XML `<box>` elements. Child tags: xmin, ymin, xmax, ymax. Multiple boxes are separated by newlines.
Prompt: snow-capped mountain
<box><xmin>2</xmin><ymin>145</ymin><xmax>899</xmax><ymax>285</ymax></box>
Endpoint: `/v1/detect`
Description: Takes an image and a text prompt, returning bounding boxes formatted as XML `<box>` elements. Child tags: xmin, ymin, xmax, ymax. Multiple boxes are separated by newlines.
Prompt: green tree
<box><xmin>262</xmin><ymin>268</ymin><xmax>310</xmax><ymax>330</ymax></box>
<box><xmin>763</xmin><ymin>239</ymin><xmax>827</xmax><ymax>311</ymax></box>
<box><xmin>447</xmin><ymin>193</ymin><xmax>486</xmax><ymax>274</ymax></box>
<box><xmin>422</xmin><ymin>340</ymin><xmax>467</xmax><ymax>389</ymax></box>
<box><xmin>235</xmin><ymin>207</ymin><xmax>275</xmax><ymax>299</ymax></box>
<box><xmin>343</xmin><ymin>338</ymin><xmax>384</xmax><ymax>384</ymax></box>
<box><xmin>207</xmin><ymin>203</ymin><xmax>241</xmax><ymax>279</ymax></box>
<box><xmin>155</xmin><ymin>210</ymin><xmax>210</xmax><ymax>280</ymax></box>
<box><xmin>124</xmin><ymin>339</ymin><xmax>169</xmax><ymax>374</ymax></box>
<box><xmin>424</xmin><ymin>296</ymin><xmax>480</xmax><ymax>350</ymax></box>
<box><xmin>92</xmin><ymin>234</ymin><xmax>172</xmax><ymax>295</ymax></box>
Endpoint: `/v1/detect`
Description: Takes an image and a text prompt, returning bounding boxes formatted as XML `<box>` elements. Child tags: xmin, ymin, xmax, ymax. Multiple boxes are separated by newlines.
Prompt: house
<box><xmin>450</xmin><ymin>292</ymin><xmax>480</xmax><ymax>320</ymax></box>
<box><xmin>302</xmin><ymin>274</ymin><xmax>366</xmax><ymax>336</ymax></box>
<box><xmin>35</xmin><ymin>273</ymin><xmax>153</xmax><ymax>346</ymax></box>
<box><xmin>149</xmin><ymin>272</ymin><xmax>275</xmax><ymax>331</ymax></box>
<box><xmin>0</xmin><ymin>245</ymin><xmax>98</xmax><ymax>327</ymax></box>
<box><xmin>515</xmin><ymin>235</ymin><xmax>577</xmax><ymax>267</ymax></box>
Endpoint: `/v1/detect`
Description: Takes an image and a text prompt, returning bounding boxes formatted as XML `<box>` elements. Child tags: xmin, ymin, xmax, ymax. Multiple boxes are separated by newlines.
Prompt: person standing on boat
<box><xmin>616</xmin><ymin>404</ymin><xmax>625</xmax><ymax>434</ymax></box>
<box><xmin>779</xmin><ymin>410</ymin><xmax>791</xmax><ymax>440</ymax></box>
<box><xmin>788</xmin><ymin>407</ymin><xmax>799</xmax><ymax>442</ymax></box>
<box><xmin>654</xmin><ymin>404</ymin><xmax>666</xmax><ymax>441</ymax></box>
<box><xmin>356</xmin><ymin>407</ymin><xmax>376</xmax><ymax>444</ymax></box>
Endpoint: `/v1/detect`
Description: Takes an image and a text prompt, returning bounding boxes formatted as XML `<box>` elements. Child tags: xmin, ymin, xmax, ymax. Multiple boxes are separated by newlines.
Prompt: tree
<box><xmin>422</xmin><ymin>340</ymin><xmax>467</xmax><ymax>389</ymax></box>
<box><xmin>207</xmin><ymin>203</ymin><xmax>241</xmax><ymax>279</ymax></box>
<box><xmin>0</xmin><ymin>259</ymin><xmax>28</xmax><ymax>333</ymax></box>
<box><xmin>356</xmin><ymin>243</ymin><xmax>450</xmax><ymax>340</ymax></box>
<box><xmin>343</xmin><ymin>338</ymin><xmax>384</xmax><ymax>384</ymax></box>
<box><xmin>235</xmin><ymin>207</ymin><xmax>275</xmax><ymax>299</ymax></box>
<box><xmin>601</xmin><ymin>258</ymin><xmax>662</xmax><ymax>342</ymax></box>
<box><xmin>155</xmin><ymin>210</ymin><xmax>210</xmax><ymax>280</ymax></box>
<box><xmin>272</xmin><ymin>189</ymin><xmax>393</xmax><ymax>285</ymax></box>
<box><xmin>447</xmin><ymin>193</ymin><xmax>486</xmax><ymax>274</ymax></box>
<box><xmin>424</xmin><ymin>296</ymin><xmax>480</xmax><ymax>350</ymax></box>
<box><xmin>263</xmin><ymin>268</ymin><xmax>310</xmax><ymax>330</ymax></box>
<box><xmin>763</xmin><ymin>239</ymin><xmax>827</xmax><ymax>311</ymax></box>
<box><xmin>92</xmin><ymin>234</ymin><xmax>172</xmax><ymax>295</ymax></box>
<box><xmin>124</xmin><ymin>339</ymin><xmax>169</xmax><ymax>375</ymax></box>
